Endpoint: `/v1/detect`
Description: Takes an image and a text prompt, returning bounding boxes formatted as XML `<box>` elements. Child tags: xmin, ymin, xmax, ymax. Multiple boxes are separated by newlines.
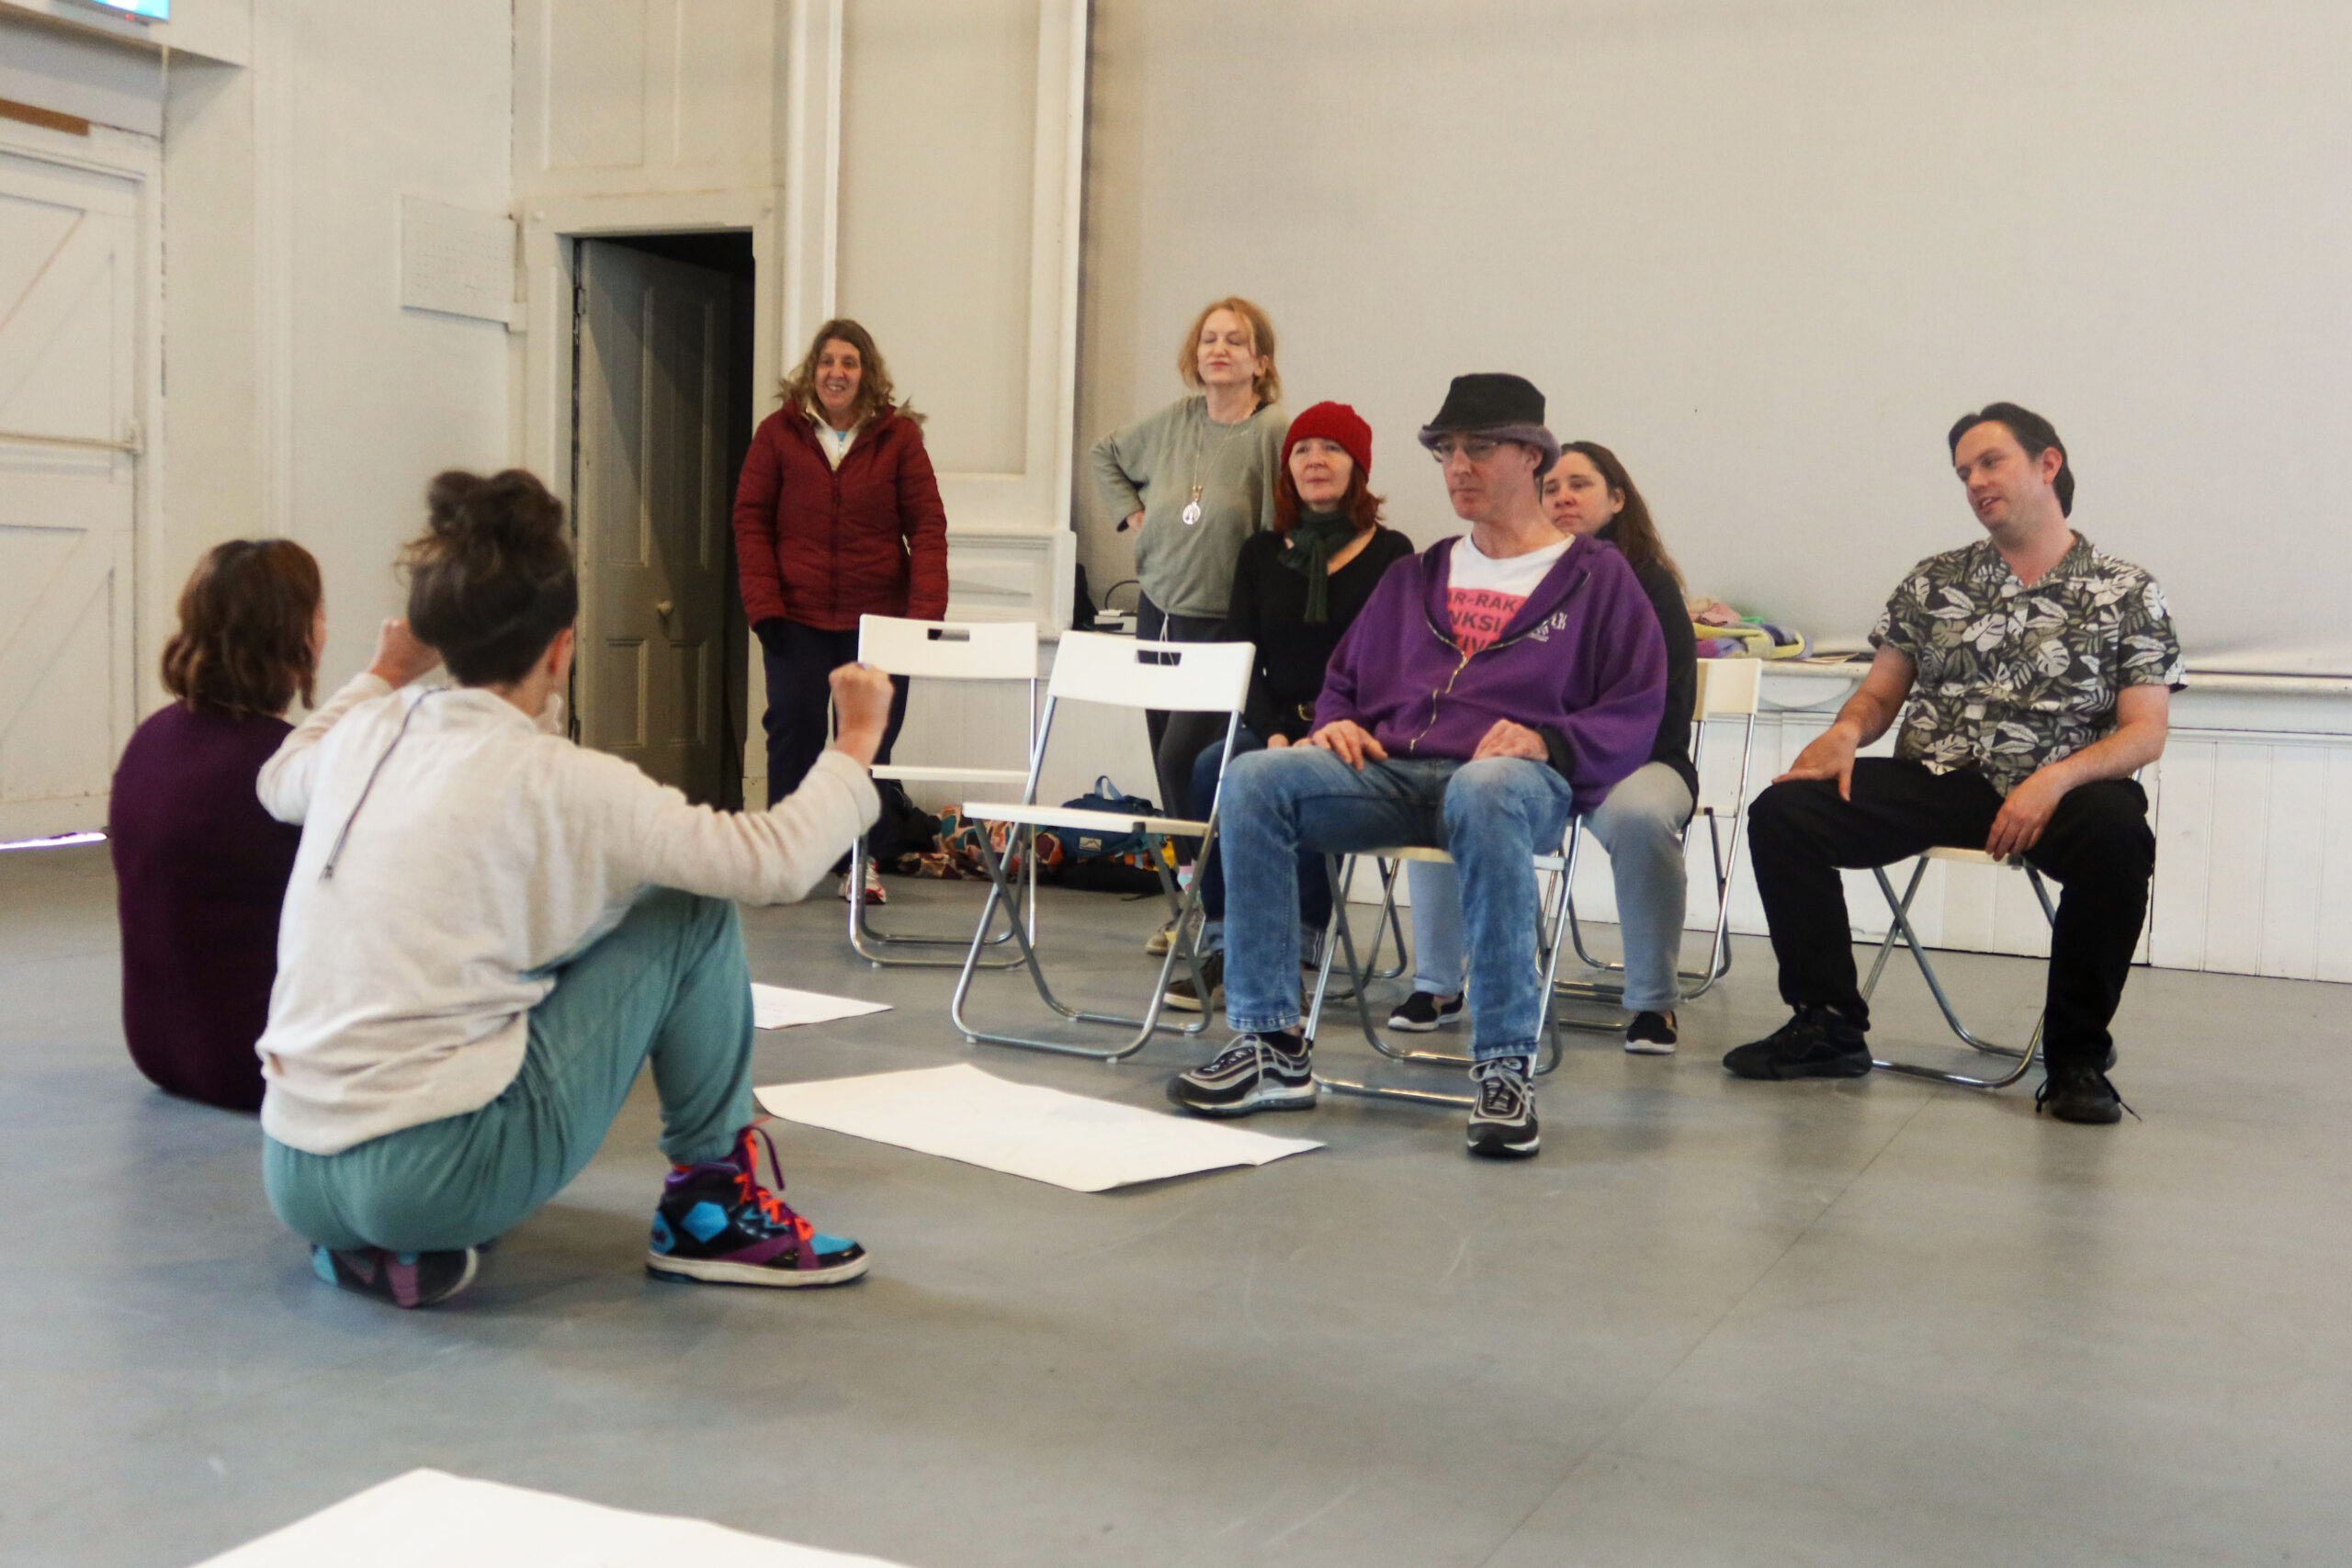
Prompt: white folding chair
<box><xmin>1861</xmin><ymin>847</ymin><xmax>2056</xmax><ymax>1089</ymax></box>
<box><xmin>1559</xmin><ymin>656</ymin><xmax>1763</xmax><ymax>1008</ymax></box>
<box><xmin>1300</xmin><ymin>822</ymin><xmax>1585</xmax><ymax>1110</ymax></box>
<box><xmin>847</xmin><ymin>616</ymin><xmax>1041</xmax><ymax>967</ymax></box>
<box><xmin>949</xmin><ymin>631</ymin><xmax>1255</xmax><ymax>1062</ymax></box>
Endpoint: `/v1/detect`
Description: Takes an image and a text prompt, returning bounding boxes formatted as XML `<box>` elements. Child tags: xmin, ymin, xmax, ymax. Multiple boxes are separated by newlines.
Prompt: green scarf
<box><xmin>1279</xmin><ymin>511</ymin><xmax>1360</xmax><ymax>624</ymax></box>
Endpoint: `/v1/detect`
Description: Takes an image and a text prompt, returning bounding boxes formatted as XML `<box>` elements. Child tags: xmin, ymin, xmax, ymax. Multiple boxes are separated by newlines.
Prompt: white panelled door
<box><xmin>574</xmin><ymin>240</ymin><xmax>732</xmax><ymax>805</ymax></box>
<box><xmin>0</xmin><ymin>152</ymin><xmax>140</xmax><ymax>840</ymax></box>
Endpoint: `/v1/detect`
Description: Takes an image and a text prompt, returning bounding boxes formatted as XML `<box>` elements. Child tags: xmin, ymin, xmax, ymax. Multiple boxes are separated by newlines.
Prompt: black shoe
<box><xmin>2036</xmin><ymin>1066</ymin><xmax>2132</xmax><ymax>1125</ymax></box>
<box><xmin>1465</xmin><ymin>1055</ymin><xmax>1540</xmax><ymax>1159</ymax></box>
<box><xmin>1623</xmin><ymin>1010</ymin><xmax>1678</xmax><ymax>1055</ymax></box>
<box><xmin>1167</xmin><ymin>1033</ymin><xmax>1316</xmax><ymax>1118</ymax></box>
<box><xmin>1721</xmin><ymin>1007</ymin><xmax>1872</xmax><ymax>1080</ymax></box>
<box><xmin>311</xmin><ymin>1245</ymin><xmax>479</xmax><ymax>1309</ymax></box>
<box><xmin>1162</xmin><ymin>951</ymin><xmax>1224</xmax><ymax>1013</ymax></box>
<box><xmin>1388</xmin><ymin>990</ymin><xmax>1464</xmax><ymax>1032</ymax></box>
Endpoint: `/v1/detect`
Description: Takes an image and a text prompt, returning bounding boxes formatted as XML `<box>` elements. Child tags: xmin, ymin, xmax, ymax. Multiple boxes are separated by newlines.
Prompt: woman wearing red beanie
<box><xmin>1163</xmin><ymin>400</ymin><xmax>1416</xmax><ymax>1011</ymax></box>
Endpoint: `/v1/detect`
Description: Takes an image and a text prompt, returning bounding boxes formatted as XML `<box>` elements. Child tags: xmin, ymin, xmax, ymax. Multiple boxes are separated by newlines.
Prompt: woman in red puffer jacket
<box><xmin>733</xmin><ymin>318</ymin><xmax>948</xmax><ymax>898</ymax></box>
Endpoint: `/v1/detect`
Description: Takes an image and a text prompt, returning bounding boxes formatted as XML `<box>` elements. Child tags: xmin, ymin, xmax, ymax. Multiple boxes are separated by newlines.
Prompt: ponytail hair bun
<box><xmin>401</xmin><ymin>468</ymin><xmax>578</xmax><ymax>685</ymax></box>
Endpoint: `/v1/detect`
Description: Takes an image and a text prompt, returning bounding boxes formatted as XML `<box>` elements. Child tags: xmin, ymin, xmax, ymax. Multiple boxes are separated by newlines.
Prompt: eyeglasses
<box><xmin>1428</xmin><ymin>437</ymin><xmax>1503</xmax><ymax>464</ymax></box>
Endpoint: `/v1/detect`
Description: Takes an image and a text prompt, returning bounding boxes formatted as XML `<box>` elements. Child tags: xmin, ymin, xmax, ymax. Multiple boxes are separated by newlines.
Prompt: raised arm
<box><xmin>607</xmin><ymin>665</ymin><xmax>891</xmax><ymax>903</ymax></box>
<box><xmin>256</xmin><ymin>619</ymin><xmax>440</xmax><ymax>824</ymax></box>
<box><xmin>1774</xmin><ymin>644</ymin><xmax>1917</xmax><ymax>801</ymax></box>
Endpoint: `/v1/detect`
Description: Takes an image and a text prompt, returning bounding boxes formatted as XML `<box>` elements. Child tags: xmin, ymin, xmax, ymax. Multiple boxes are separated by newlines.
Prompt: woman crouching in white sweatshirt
<box><xmin>255</xmin><ymin>468</ymin><xmax>892</xmax><ymax>1308</ymax></box>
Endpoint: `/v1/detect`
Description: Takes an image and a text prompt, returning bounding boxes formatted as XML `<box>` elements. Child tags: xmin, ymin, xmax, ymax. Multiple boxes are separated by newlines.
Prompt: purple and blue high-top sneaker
<box><xmin>646</xmin><ymin>1124</ymin><xmax>867</xmax><ymax>1288</ymax></box>
<box><xmin>311</xmin><ymin>1245</ymin><xmax>479</xmax><ymax>1309</ymax></box>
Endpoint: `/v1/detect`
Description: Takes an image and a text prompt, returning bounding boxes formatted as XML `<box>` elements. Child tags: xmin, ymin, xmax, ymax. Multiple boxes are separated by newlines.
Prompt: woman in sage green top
<box><xmin>1089</xmin><ymin>295</ymin><xmax>1289</xmax><ymax>823</ymax></box>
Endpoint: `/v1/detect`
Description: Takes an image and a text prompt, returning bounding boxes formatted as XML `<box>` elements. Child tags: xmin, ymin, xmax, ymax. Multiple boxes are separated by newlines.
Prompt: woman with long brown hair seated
<box><xmin>109</xmin><ymin>540</ymin><xmax>323</xmax><ymax>1112</ymax></box>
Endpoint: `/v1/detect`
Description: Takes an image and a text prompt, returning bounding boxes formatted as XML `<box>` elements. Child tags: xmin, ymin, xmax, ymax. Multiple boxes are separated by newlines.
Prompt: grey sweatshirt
<box><xmin>1090</xmin><ymin>395</ymin><xmax>1288</xmax><ymax>620</ymax></box>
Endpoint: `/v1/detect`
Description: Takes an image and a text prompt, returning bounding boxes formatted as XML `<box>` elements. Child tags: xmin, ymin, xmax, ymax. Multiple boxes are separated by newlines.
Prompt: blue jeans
<box><xmin>1219</xmin><ymin>748</ymin><xmax>1577</xmax><ymax>1062</ymax></box>
<box><xmin>1187</xmin><ymin>728</ymin><xmax>1332</xmax><ymax>933</ymax></box>
<box><xmin>1409</xmin><ymin>760</ymin><xmax>1693</xmax><ymax>1011</ymax></box>
<box><xmin>264</xmin><ymin>889</ymin><xmax>758</xmax><ymax>1253</ymax></box>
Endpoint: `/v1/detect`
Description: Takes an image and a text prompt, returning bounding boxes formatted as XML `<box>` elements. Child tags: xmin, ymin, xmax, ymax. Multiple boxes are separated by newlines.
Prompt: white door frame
<box><xmin>0</xmin><ymin>116</ymin><xmax>163</xmax><ymax>838</ymax></box>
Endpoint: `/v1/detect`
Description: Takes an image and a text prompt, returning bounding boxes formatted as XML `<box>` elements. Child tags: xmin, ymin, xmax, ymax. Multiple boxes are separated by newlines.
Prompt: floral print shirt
<box><xmin>1869</xmin><ymin>534</ymin><xmax>2184</xmax><ymax>795</ymax></box>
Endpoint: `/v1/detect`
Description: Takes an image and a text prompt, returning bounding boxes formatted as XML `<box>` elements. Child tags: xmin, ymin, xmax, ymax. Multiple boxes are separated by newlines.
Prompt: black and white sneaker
<box><xmin>1623</xmin><ymin>1010</ymin><xmax>1678</xmax><ymax>1055</ymax></box>
<box><xmin>1465</xmin><ymin>1055</ymin><xmax>1540</xmax><ymax>1159</ymax></box>
<box><xmin>1162</xmin><ymin>951</ymin><xmax>1224</xmax><ymax>1013</ymax></box>
<box><xmin>1388</xmin><ymin>990</ymin><xmax>1464</xmax><ymax>1032</ymax></box>
<box><xmin>1166</xmin><ymin>1033</ymin><xmax>1316</xmax><ymax>1118</ymax></box>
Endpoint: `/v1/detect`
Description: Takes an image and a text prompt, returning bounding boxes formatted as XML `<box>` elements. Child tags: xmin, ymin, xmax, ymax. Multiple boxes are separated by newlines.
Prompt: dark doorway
<box><xmin>572</xmin><ymin>231</ymin><xmax>756</xmax><ymax>809</ymax></box>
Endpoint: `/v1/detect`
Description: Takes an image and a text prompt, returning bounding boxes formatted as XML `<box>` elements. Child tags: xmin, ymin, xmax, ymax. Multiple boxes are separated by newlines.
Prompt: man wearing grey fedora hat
<box><xmin>1166</xmin><ymin>374</ymin><xmax>1668</xmax><ymax>1158</ymax></box>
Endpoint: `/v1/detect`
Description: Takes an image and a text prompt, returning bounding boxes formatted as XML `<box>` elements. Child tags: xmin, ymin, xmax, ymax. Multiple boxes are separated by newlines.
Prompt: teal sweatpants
<box><xmin>264</xmin><ymin>888</ymin><xmax>758</xmax><ymax>1253</ymax></box>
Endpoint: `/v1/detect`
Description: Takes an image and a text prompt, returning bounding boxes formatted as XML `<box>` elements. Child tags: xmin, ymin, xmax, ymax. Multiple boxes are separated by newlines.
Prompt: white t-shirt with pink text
<box><xmin>1445</xmin><ymin>536</ymin><xmax>1569</xmax><ymax>653</ymax></box>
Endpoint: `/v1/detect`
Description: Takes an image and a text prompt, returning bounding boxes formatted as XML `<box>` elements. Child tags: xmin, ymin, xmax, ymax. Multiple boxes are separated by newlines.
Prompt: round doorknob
<box><xmin>655</xmin><ymin>600</ymin><xmax>674</xmax><ymax>617</ymax></box>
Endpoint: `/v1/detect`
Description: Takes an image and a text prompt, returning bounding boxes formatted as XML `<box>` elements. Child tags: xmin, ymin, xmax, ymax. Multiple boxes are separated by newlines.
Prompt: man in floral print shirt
<box><xmin>1724</xmin><ymin>404</ymin><xmax>2183</xmax><ymax>1123</ymax></box>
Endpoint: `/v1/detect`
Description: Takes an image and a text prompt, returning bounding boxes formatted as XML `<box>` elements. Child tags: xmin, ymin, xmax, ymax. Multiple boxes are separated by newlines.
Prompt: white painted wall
<box><xmin>58</xmin><ymin>0</ymin><xmax>516</xmax><ymax>708</ymax></box>
<box><xmin>4</xmin><ymin>0</ymin><xmax>510</xmax><ymax>721</ymax></box>
<box><xmin>1077</xmin><ymin>0</ymin><xmax>2352</xmax><ymax>676</ymax></box>
<box><xmin>260</xmin><ymin>2</ymin><xmax>514</xmax><ymax>685</ymax></box>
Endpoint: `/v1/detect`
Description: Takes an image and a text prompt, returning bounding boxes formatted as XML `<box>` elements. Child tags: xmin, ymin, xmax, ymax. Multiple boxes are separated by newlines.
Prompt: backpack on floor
<box><xmin>1057</xmin><ymin>776</ymin><xmax>1158</xmax><ymax>862</ymax></box>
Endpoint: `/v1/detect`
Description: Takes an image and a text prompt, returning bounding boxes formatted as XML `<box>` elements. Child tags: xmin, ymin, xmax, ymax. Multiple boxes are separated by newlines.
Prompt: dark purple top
<box><xmin>109</xmin><ymin>703</ymin><xmax>300</xmax><ymax>1111</ymax></box>
<box><xmin>1314</xmin><ymin>534</ymin><xmax>1667</xmax><ymax>813</ymax></box>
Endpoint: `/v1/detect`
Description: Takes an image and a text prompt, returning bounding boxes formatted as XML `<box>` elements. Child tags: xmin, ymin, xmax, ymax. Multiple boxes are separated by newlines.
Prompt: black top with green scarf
<box><xmin>1218</xmin><ymin>519</ymin><xmax>1417</xmax><ymax>741</ymax></box>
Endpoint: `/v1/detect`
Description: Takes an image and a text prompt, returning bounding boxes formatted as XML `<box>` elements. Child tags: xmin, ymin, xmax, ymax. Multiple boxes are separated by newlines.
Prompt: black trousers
<box><xmin>1747</xmin><ymin>759</ymin><xmax>2154</xmax><ymax>1072</ymax></box>
<box><xmin>757</xmin><ymin>619</ymin><xmax>909</xmax><ymax>808</ymax></box>
<box><xmin>1135</xmin><ymin>592</ymin><xmax>1226</xmax><ymax>829</ymax></box>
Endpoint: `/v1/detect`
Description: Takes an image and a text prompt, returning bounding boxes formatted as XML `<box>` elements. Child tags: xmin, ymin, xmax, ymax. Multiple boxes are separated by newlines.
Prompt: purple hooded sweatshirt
<box><xmin>1312</xmin><ymin>534</ymin><xmax>1667</xmax><ymax>810</ymax></box>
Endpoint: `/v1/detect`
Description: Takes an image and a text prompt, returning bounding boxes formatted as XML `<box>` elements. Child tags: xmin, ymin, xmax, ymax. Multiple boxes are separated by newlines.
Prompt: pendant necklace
<box><xmin>1182</xmin><ymin>403</ymin><xmax>1256</xmax><ymax>526</ymax></box>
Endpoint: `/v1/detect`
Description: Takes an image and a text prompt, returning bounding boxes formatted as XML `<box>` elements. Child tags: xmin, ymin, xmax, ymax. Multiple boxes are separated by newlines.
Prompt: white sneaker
<box><xmin>838</xmin><ymin>863</ymin><xmax>887</xmax><ymax>905</ymax></box>
<box><xmin>1145</xmin><ymin>917</ymin><xmax>1181</xmax><ymax>955</ymax></box>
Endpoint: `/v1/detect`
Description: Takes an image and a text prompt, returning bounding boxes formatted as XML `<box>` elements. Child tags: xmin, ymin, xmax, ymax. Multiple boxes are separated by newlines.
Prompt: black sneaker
<box><xmin>1388</xmin><ymin>990</ymin><xmax>1464</xmax><ymax>1032</ymax></box>
<box><xmin>1721</xmin><ymin>1007</ymin><xmax>1872</xmax><ymax>1080</ymax></box>
<box><xmin>311</xmin><ymin>1245</ymin><xmax>479</xmax><ymax>1309</ymax></box>
<box><xmin>1466</xmin><ymin>1055</ymin><xmax>1539</xmax><ymax>1158</ymax></box>
<box><xmin>2036</xmin><ymin>1066</ymin><xmax>2132</xmax><ymax>1125</ymax></box>
<box><xmin>1167</xmin><ymin>1033</ymin><xmax>1316</xmax><ymax>1117</ymax></box>
<box><xmin>647</xmin><ymin>1125</ymin><xmax>868</xmax><ymax>1287</ymax></box>
<box><xmin>1163</xmin><ymin>951</ymin><xmax>1224</xmax><ymax>1013</ymax></box>
<box><xmin>1624</xmin><ymin>1010</ymin><xmax>1678</xmax><ymax>1055</ymax></box>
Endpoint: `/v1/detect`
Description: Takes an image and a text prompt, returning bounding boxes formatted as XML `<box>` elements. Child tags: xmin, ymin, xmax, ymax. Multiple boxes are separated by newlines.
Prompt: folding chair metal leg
<box><xmin>1307</xmin><ymin>834</ymin><xmax>1578</xmax><ymax>1109</ymax></box>
<box><xmin>948</xmin><ymin>825</ymin><xmax>1216</xmax><ymax>1063</ymax></box>
<box><xmin>846</xmin><ymin>836</ymin><xmax>1037</xmax><ymax>968</ymax></box>
<box><xmin>1556</xmin><ymin>799</ymin><xmax>1743</xmax><ymax>1008</ymax></box>
<box><xmin>1860</xmin><ymin>859</ymin><xmax>2056</xmax><ymax>1089</ymax></box>
<box><xmin>1350</xmin><ymin>858</ymin><xmax>1410</xmax><ymax>983</ymax></box>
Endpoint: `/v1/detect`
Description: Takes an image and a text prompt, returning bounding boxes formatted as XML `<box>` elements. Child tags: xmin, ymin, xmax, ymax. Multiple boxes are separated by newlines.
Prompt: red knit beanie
<box><xmin>1282</xmin><ymin>400</ymin><xmax>1374</xmax><ymax>480</ymax></box>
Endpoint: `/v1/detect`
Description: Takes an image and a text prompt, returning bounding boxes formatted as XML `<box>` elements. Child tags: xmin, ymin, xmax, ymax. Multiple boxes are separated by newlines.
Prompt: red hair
<box><xmin>1272</xmin><ymin>467</ymin><xmax>1384</xmax><ymax>536</ymax></box>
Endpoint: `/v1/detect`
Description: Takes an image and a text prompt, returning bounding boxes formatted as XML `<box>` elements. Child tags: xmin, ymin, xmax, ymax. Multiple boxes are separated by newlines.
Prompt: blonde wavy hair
<box><xmin>779</xmin><ymin>318</ymin><xmax>922</xmax><ymax>427</ymax></box>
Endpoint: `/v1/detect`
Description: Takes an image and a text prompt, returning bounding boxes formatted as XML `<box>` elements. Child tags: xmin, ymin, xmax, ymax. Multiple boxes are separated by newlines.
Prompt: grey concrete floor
<box><xmin>4</xmin><ymin>839</ymin><xmax>2348</xmax><ymax>1567</ymax></box>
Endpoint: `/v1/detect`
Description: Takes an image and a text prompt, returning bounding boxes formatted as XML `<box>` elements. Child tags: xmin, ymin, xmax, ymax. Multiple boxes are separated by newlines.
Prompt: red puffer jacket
<box><xmin>731</xmin><ymin>404</ymin><xmax>950</xmax><ymax>631</ymax></box>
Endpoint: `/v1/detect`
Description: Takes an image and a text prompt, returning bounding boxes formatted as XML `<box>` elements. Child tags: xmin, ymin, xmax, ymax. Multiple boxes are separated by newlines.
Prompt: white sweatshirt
<box><xmin>254</xmin><ymin>671</ymin><xmax>877</xmax><ymax>1155</ymax></box>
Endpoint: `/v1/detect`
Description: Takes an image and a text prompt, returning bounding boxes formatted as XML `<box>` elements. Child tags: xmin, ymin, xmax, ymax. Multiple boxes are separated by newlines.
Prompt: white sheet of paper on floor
<box><xmin>190</xmin><ymin>1467</ymin><xmax>916</xmax><ymax>1567</ymax></box>
<box><xmin>751</xmin><ymin>983</ymin><xmax>892</xmax><ymax>1030</ymax></box>
<box><xmin>755</xmin><ymin>1063</ymin><xmax>1322</xmax><ymax>1192</ymax></box>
